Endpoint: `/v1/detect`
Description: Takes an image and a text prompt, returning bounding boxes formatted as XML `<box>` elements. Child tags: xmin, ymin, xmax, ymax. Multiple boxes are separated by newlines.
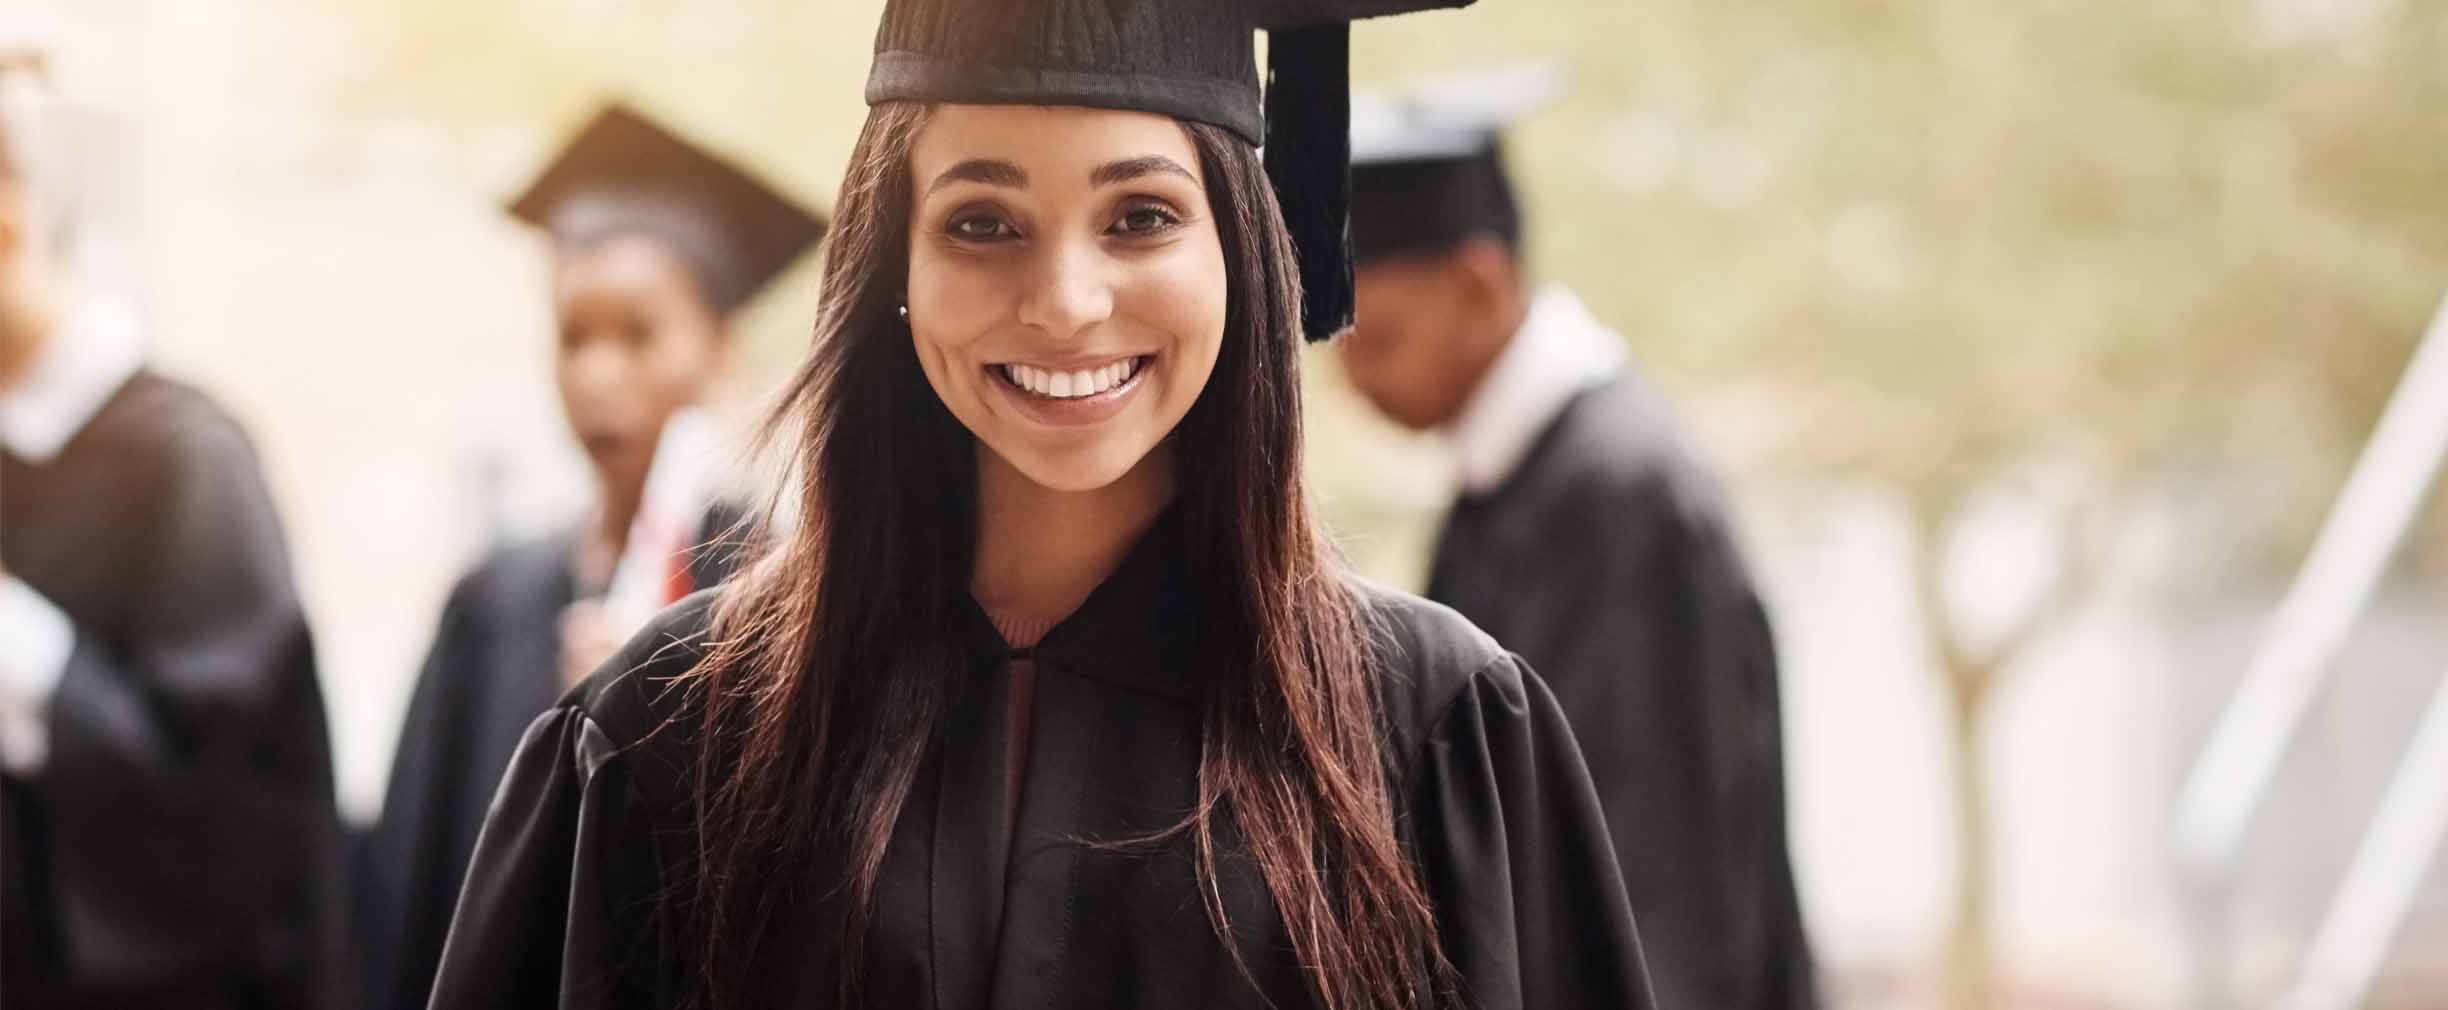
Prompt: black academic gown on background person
<box><xmin>353</xmin><ymin>509</ymin><xmax>747</xmax><ymax>1010</ymax></box>
<box><xmin>1425</xmin><ymin>373</ymin><xmax>1815</xmax><ymax>1010</ymax></box>
<box><xmin>0</xmin><ymin>371</ymin><xmax>342</xmax><ymax>1010</ymax></box>
<box><xmin>424</xmin><ymin>506</ymin><xmax>1654</xmax><ymax>1010</ymax></box>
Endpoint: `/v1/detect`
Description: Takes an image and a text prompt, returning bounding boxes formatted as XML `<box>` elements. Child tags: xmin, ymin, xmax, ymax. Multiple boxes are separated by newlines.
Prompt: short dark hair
<box><xmin>1348</xmin><ymin>142</ymin><xmax>1522</xmax><ymax>268</ymax></box>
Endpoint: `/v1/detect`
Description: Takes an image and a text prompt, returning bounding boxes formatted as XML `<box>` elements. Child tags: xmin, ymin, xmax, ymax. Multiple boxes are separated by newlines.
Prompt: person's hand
<box><xmin>557</xmin><ymin>600</ymin><xmax>629</xmax><ymax>691</ymax></box>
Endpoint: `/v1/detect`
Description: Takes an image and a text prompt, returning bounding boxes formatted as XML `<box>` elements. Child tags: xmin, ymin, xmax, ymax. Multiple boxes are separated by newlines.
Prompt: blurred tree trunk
<box><xmin>1938</xmin><ymin>655</ymin><xmax>1997</xmax><ymax>1010</ymax></box>
<box><xmin>1905</xmin><ymin>477</ymin><xmax>2107</xmax><ymax>1010</ymax></box>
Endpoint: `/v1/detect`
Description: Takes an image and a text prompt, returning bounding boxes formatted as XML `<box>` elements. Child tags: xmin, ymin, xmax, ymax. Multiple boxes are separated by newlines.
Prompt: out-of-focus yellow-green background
<box><xmin>12</xmin><ymin>1</ymin><xmax>2446</xmax><ymax>1006</ymax></box>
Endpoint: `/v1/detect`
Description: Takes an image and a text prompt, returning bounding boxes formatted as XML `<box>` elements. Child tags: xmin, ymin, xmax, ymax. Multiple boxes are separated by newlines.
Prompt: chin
<box><xmin>1369</xmin><ymin>396</ymin><xmax>1437</xmax><ymax>433</ymax></box>
<box><xmin>987</xmin><ymin>437</ymin><xmax>1154</xmax><ymax>494</ymax></box>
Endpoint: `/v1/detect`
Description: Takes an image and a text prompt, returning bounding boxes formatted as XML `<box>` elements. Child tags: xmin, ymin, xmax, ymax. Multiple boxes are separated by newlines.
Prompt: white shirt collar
<box><xmin>0</xmin><ymin>291</ymin><xmax>147</xmax><ymax>464</ymax></box>
<box><xmin>1443</xmin><ymin>287</ymin><xmax>1626</xmax><ymax>494</ymax></box>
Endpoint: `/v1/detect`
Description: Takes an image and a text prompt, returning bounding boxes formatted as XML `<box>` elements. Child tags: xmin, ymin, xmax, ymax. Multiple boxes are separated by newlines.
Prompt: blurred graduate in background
<box><xmin>1338</xmin><ymin>66</ymin><xmax>1818</xmax><ymax>1010</ymax></box>
<box><xmin>0</xmin><ymin>55</ymin><xmax>343</xmax><ymax>1010</ymax></box>
<box><xmin>352</xmin><ymin>102</ymin><xmax>826</xmax><ymax>1010</ymax></box>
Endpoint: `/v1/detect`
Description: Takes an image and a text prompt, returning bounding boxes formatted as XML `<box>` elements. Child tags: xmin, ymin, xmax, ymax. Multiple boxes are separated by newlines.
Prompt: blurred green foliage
<box><xmin>301</xmin><ymin>0</ymin><xmax>2448</xmax><ymax>572</ymax></box>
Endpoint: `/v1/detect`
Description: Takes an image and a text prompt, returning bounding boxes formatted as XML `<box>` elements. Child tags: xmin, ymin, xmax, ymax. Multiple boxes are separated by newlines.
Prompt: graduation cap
<box><xmin>510</xmin><ymin>103</ymin><xmax>829</xmax><ymax>317</ymax></box>
<box><xmin>1348</xmin><ymin>64</ymin><xmax>1560</xmax><ymax>266</ymax></box>
<box><xmin>864</xmin><ymin>0</ymin><xmax>1478</xmax><ymax>342</ymax></box>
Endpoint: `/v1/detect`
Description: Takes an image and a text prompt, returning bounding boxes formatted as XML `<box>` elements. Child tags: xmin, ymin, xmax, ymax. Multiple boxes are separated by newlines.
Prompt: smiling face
<box><xmin>905</xmin><ymin>104</ymin><xmax>1229</xmax><ymax>493</ymax></box>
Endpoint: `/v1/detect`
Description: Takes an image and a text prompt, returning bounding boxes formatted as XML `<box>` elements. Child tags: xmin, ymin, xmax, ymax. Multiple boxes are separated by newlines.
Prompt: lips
<box><xmin>994</xmin><ymin>355</ymin><xmax>1150</xmax><ymax>401</ymax></box>
<box><xmin>984</xmin><ymin>353</ymin><xmax>1155</xmax><ymax>428</ymax></box>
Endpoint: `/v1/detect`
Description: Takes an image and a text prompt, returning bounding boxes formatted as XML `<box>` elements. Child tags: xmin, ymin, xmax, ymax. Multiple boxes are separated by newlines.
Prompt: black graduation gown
<box><xmin>354</xmin><ymin>511</ymin><xmax>748</xmax><ymax>1010</ymax></box>
<box><xmin>426</xmin><ymin>507</ymin><xmax>1655</xmax><ymax>1009</ymax></box>
<box><xmin>1424</xmin><ymin>374</ymin><xmax>1816</xmax><ymax>1010</ymax></box>
<box><xmin>0</xmin><ymin>371</ymin><xmax>342</xmax><ymax>1010</ymax></box>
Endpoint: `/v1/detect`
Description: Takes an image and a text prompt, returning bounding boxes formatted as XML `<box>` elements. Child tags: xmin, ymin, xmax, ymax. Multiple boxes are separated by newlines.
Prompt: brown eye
<box><xmin>1111</xmin><ymin>204</ymin><xmax>1181</xmax><ymax>236</ymax></box>
<box><xmin>948</xmin><ymin>213</ymin><xmax>1016</xmax><ymax>242</ymax></box>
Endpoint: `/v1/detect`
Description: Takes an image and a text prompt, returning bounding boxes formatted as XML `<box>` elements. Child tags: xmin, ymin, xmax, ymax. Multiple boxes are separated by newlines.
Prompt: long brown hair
<box><xmin>682</xmin><ymin>102</ymin><xmax>1453</xmax><ymax>1010</ymax></box>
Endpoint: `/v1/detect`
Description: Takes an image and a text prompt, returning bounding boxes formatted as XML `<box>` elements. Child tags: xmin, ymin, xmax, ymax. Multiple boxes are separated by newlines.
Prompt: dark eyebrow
<box><xmin>1090</xmin><ymin>156</ymin><xmax>1198</xmax><ymax>188</ymax></box>
<box><xmin>927</xmin><ymin>158</ymin><xmax>1027</xmax><ymax>196</ymax></box>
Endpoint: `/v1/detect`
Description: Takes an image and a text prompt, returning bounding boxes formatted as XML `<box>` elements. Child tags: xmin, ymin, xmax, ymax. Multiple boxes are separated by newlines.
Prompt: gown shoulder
<box><xmin>1347</xmin><ymin>577</ymin><xmax>1660</xmax><ymax>1009</ymax></box>
<box><xmin>423</xmin><ymin>592</ymin><xmax>725</xmax><ymax>1010</ymax></box>
<box><xmin>1346</xmin><ymin>575</ymin><xmax>1515</xmax><ymax>761</ymax></box>
<box><xmin>558</xmin><ymin>588</ymin><xmax>725</xmax><ymax>777</ymax></box>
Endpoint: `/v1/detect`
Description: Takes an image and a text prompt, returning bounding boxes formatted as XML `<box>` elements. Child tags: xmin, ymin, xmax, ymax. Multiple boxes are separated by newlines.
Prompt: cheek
<box><xmin>906</xmin><ymin>320</ymin><xmax>969</xmax><ymax>415</ymax></box>
<box><xmin>1407</xmin><ymin>283</ymin><xmax>1471</xmax><ymax>367</ymax></box>
<box><xmin>906</xmin><ymin>250</ymin><xmax>1009</xmax><ymax>379</ymax></box>
<box><xmin>907</xmin><ymin>246</ymin><xmax>1012</xmax><ymax>334</ymax></box>
<box><xmin>657</xmin><ymin>337</ymin><xmax>718</xmax><ymax>401</ymax></box>
<box><xmin>1358</xmin><ymin>303</ymin><xmax>1429</xmax><ymax>376</ymax></box>
<box><xmin>1129</xmin><ymin>245</ymin><xmax>1228</xmax><ymax>388</ymax></box>
<box><xmin>553</xmin><ymin>343</ymin><xmax>613</xmax><ymax>403</ymax></box>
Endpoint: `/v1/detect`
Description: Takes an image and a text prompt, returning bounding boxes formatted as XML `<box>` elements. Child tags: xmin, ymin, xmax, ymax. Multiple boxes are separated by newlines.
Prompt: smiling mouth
<box><xmin>992</xmin><ymin>355</ymin><xmax>1152</xmax><ymax>400</ymax></box>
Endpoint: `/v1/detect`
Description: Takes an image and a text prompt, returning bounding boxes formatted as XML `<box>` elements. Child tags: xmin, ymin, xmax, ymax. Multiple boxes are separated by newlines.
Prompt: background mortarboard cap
<box><xmin>508</xmin><ymin>103</ymin><xmax>829</xmax><ymax>317</ymax></box>
<box><xmin>865</xmin><ymin>0</ymin><xmax>1479</xmax><ymax>342</ymax></box>
<box><xmin>1348</xmin><ymin>64</ymin><xmax>1560</xmax><ymax>266</ymax></box>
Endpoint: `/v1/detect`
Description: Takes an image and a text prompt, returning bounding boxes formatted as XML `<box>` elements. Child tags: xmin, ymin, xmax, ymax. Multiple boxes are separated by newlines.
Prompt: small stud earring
<box><xmin>897</xmin><ymin>304</ymin><xmax>909</xmax><ymax>320</ymax></box>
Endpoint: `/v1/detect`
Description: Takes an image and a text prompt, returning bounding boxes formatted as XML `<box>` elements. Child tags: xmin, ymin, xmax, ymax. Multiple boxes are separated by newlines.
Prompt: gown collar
<box><xmin>0</xmin><ymin>290</ymin><xmax>145</xmax><ymax>465</ymax></box>
<box><xmin>958</xmin><ymin>500</ymin><xmax>1202</xmax><ymax>702</ymax></box>
<box><xmin>1443</xmin><ymin>286</ymin><xmax>1626</xmax><ymax>496</ymax></box>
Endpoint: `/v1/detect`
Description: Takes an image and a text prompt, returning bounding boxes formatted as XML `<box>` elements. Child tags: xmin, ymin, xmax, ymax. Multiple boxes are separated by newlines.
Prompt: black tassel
<box><xmin>1263</xmin><ymin>24</ymin><xmax>1354</xmax><ymax>344</ymax></box>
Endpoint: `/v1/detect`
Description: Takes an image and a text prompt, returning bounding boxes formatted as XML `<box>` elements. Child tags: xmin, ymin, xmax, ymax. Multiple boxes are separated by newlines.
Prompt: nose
<box><xmin>563</xmin><ymin>335</ymin><xmax>631</xmax><ymax>407</ymax></box>
<box><xmin>1015</xmin><ymin>240</ymin><xmax>1115</xmax><ymax>342</ymax></box>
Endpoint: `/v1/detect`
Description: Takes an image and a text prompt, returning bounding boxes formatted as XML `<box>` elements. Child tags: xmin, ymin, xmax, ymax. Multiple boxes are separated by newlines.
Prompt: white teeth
<box><xmin>1002</xmin><ymin>358</ymin><xmax>1143</xmax><ymax>399</ymax></box>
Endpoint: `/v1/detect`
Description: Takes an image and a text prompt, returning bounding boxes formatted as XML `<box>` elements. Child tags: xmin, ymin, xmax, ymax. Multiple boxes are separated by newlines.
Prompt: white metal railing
<box><xmin>2282</xmin><ymin>660</ymin><xmax>2448</xmax><ymax>1010</ymax></box>
<box><xmin>2175</xmin><ymin>290</ymin><xmax>2448</xmax><ymax>1008</ymax></box>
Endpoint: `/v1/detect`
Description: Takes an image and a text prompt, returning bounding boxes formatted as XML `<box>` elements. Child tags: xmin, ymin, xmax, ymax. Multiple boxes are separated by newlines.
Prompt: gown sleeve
<box><xmin>1554</xmin><ymin>496</ymin><xmax>1812</xmax><ymax>1010</ymax></box>
<box><xmin>1676</xmin><ymin>532</ymin><xmax>1815</xmax><ymax>1010</ymax></box>
<box><xmin>30</xmin><ymin>411</ymin><xmax>339</xmax><ymax>1008</ymax></box>
<box><xmin>1408</xmin><ymin>656</ymin><xmax>1658</xmax><ymax>1010</ymax></box>
<box><xmin>356</xmin><ymin>579</ymin><xmax>483</xmax><ymax>1010</ymax></box>
<box><xmin>424</xmin><ymin>705</ymin><xmax>677</xmax><ymax>1010</ymax></box>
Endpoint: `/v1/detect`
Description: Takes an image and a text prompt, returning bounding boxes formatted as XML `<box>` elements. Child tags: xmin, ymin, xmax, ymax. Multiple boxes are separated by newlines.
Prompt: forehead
<box><xmin>909</xmin><ymin>104</ymin><xmax>1201</xmax><ymax>190</ymax></box>
<box><xmin>555</xmin><ymin>234</ymin><xmax>701</xmax><ymax>298</ymax></box>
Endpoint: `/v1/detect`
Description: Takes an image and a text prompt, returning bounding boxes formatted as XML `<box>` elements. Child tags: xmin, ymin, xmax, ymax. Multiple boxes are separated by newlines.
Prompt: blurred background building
<box><xmin>7</xmin><ymin>1</ymin><xmax>2444</xmax><ymax>1007</ymax></box>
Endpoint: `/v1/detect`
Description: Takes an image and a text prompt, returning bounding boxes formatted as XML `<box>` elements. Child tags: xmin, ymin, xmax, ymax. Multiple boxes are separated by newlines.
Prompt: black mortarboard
<box><xmin>509</xmin><ymin>103</ymin><xmax>829</xmax><ymax>317</ymax></box>
<box><xmin>865</xmin><ymin>0</ymin><xmax>1477</xmax><ymax>342</ymax></box>
<box><xmin>1348</xmin><ymin>64</ymin><xmax>1559</xmax><ymax>266</ymax></box>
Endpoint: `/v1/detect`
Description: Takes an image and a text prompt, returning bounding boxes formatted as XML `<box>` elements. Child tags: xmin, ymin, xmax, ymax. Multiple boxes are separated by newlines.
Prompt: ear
<box><xmin>1443</xmin><ymin>234</ymin><xmax>1523</xmax><ymax>314</ymax></box>
<box><xmin>0</xmin><ymin>179</ymin><xmax>23</xmax><ymax>268</ymax></box>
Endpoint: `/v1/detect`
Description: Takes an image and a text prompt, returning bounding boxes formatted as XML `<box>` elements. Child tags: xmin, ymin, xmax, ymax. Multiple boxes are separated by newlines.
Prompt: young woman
<box><xmin>355</xmin><ymin>104</ymin><xmax>826</xmax><ymax>1010</ymax></box>
<box><xmin>427</xmin><ymin>3</ymin><xmax>1656</xmax><ymax>1008</ymax></box>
